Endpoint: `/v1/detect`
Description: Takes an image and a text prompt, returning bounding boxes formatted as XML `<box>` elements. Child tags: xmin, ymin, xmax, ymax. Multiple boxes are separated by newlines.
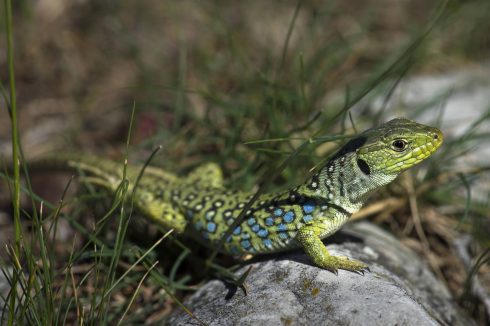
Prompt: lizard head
<box><xmin>352</xmin><ymin>118</ymin><xmax>443</xmax><ymax>177</ymax></box>
<box><xmin>305</xmin><ymin>118</ymin><xmax>443</xmax><ymax>208</ymax></box>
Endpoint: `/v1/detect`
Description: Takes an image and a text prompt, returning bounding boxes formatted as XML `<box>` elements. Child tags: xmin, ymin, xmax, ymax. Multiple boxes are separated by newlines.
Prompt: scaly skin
<box><xmin>38</xmin><ymin>118</ymin><xmax>443</xmax><ymax>273</ymax></box>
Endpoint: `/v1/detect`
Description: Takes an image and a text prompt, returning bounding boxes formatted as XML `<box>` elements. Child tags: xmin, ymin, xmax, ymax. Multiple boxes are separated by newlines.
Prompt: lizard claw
<box><xmin>323</xmin><ymin>266</ymin><xmax>338</xmax><ymax>275</ymax></box>
<box><xmin>324</xmin><ymin>257</ymin><xmax>370</xmax><ymax>275</ymax></box>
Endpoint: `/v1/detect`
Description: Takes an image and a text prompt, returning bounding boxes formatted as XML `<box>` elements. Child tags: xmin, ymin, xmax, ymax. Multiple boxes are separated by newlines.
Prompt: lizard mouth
<box><xmin>421</xmin><ymin>127</ymin><xmax>443</xmax><ymax>155</ymax></box>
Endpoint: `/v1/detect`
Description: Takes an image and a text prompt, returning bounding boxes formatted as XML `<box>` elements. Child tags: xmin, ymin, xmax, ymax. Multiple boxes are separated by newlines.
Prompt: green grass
<box><xmin>1</xmin><ymin>0</ymin><xmax>490</xmax><ymax>324</ymax></box>
<box><xmin>3</xmin><ymin>0</ymin><xmax>21</xmax><ymax>324</ymax></box>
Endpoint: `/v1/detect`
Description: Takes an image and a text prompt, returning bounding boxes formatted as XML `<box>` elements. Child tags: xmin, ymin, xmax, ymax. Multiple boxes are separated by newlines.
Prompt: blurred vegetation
<box><xmin>1</xmin><ymin>0</ymin><xmax>490</xmax><ymax>324</ymax></box>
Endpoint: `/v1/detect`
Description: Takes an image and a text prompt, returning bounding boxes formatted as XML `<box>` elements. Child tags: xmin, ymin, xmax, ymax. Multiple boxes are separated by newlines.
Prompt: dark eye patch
<box><xmin>356</xmin><ymin>159</ymin><xmax>371</xmax><ymax>175</ymax></box>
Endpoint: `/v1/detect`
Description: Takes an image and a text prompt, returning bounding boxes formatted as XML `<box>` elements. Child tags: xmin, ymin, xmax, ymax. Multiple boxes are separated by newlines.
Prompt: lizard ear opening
<box><xmin>356</xmin><ymin>159</ymin><xmax>371</xmax><ymax>175</ymax></box>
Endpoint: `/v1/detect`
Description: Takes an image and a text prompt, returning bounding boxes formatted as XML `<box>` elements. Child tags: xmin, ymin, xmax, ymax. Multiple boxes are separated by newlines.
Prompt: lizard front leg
<box><xmin>295</xmin><ymin>225</ymin><xmax>369</xmax><ymax>274</ymax></box>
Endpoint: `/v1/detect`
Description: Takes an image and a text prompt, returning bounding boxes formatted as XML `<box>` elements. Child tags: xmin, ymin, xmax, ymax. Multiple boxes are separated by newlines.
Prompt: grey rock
<box><xmin>169</xmin><ymin>222</ymin><xmax>473</xmax><ymax>326</ymax></box>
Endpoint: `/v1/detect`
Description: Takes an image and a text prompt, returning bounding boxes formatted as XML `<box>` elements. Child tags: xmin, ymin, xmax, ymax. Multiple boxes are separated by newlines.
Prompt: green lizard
<box><xmin>31</xmin><ymin>118</ymin><xmax>443</xmax><ymax>273</ymax></box>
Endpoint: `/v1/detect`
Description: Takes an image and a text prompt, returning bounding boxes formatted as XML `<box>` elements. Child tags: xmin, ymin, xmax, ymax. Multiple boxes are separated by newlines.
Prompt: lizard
<box><xmin>26</xmin><ymin>118</ymin><xmax>443</xmax><ymax>273</ymax></box>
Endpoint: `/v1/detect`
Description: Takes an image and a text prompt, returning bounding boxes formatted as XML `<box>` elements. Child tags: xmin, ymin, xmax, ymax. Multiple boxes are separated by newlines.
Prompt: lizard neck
<box><xmin>299</xmin><ymin>152</ymin><xmax>397</xmax><ymax>214</ymax></box>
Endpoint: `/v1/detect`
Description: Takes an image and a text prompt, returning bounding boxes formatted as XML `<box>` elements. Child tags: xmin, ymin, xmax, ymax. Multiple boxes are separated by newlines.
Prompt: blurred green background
<box><xmin>1</xmin><ymin>0</ymin><xmax>490</xmax><ymax>324</ymax></box>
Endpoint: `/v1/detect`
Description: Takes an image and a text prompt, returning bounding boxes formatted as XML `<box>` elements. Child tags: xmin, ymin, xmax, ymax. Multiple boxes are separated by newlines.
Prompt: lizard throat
<box><xmin>305</xmin><ymin>153</ymin><xmax>396</xmax><ymax>214</ymax></box>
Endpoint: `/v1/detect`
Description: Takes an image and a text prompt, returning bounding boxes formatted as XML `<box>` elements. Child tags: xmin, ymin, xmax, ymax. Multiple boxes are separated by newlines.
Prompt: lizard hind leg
<box><xmin>296</xmin><ymin>225</ymin><xmax>369</xmax><ymax>274</ymax></box>
<box><xmin>128</xmin><ymin>188</ymin><xmax>189</xmax><ymax>235</ymax></box>
<box><xmin>134</xmin><ymin>190</ymin><xmax>188</xmax><ymax>233</ymax></box>
<box><xmin>184</xmin><ymin>163</ymin><xmax>224</xmax><ymax>187</ymax></box>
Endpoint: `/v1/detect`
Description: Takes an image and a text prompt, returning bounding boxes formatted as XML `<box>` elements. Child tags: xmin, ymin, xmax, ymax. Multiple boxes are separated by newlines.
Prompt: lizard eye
<box><xmin>391</xmin><ymin>139</ymin><xmax>408</xmax><ymax>152</ymax></box>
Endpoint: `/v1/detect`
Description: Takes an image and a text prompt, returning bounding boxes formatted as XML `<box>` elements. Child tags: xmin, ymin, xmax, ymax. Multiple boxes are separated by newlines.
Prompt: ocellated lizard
<box><xmin>29</xmin><ymin>118</ymin><xmax>443</xmax><ymax>273</ymax></box>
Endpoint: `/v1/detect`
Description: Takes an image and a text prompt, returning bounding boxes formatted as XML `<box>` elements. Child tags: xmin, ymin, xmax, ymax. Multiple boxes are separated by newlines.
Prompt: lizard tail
<box><xmin>23</xmin><ymin>153</ymin><xmax>118</xmax><ymax>174</ymax></box>
<box><xmin>2</xmin><ymin>153</ymin><xmax>180</xmax><ymax>187</ymax></box>
<box><xmin>1</xmin><ymin>153</ymin><xmax>127</xmax><ymax>182</ymax></box>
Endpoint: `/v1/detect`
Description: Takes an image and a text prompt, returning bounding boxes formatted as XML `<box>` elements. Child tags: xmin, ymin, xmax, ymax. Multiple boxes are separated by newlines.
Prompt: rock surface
<box><xmin>169</xmin><ymin>222</ymin><xmax>473</xmax><ymax>326</ymax></box>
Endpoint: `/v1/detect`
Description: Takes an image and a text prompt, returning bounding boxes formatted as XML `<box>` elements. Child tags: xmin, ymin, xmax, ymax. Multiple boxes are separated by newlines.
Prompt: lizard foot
<box><xmin>318</xmin><ymin>256</ymin><xmax>370</xmax><ymax>275</ymax></box>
